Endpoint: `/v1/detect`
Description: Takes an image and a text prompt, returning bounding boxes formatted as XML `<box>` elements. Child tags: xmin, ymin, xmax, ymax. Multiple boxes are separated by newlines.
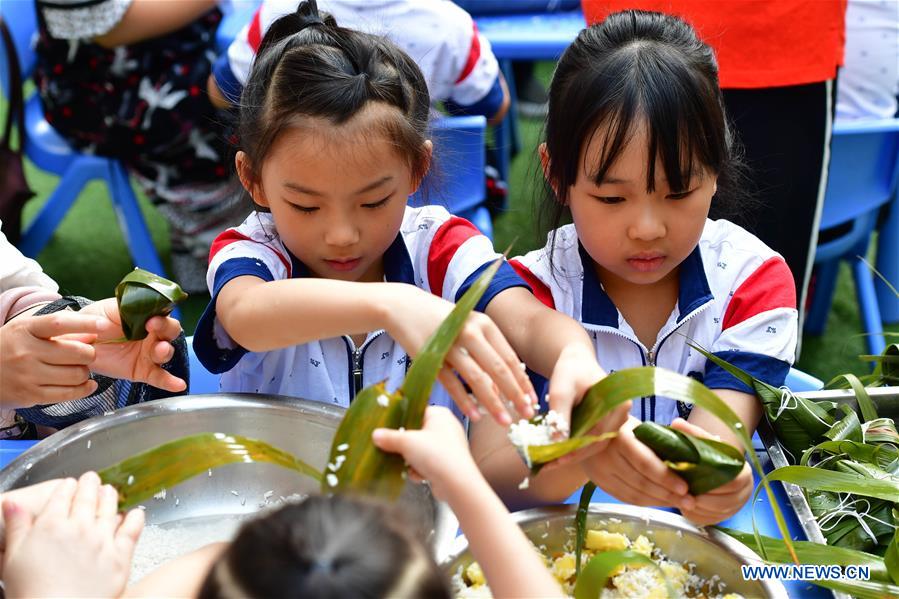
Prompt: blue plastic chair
<box><xmin>805</xmin><ymin>118</ymin><xmax>899</xmax><ymax>356</ymax></box>
<box><xmin>784</xmin><ymin>367</ymin><xmax>824</xmax><ymax>392</ymax></box>
<box><xmin>410</xmin><ymin>115</ymin><xmax>493</xmax><ymax>239</ymax></box>
<box><xmin>0</xmin><ymin>1</ymin><xmax>168</xmax><ymax>281</ymax></box>
<box><xmin>186</xmin><ymin>335</ymin><xmax>220</xmax><ymax>394</ymax></box>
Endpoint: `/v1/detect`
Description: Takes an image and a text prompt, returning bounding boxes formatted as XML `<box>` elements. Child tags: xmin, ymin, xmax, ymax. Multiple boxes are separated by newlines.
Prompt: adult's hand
<box><xmin>0</xmin><ymin>312</ymin><xmax>106</xmax><ymax>407</ymax></box>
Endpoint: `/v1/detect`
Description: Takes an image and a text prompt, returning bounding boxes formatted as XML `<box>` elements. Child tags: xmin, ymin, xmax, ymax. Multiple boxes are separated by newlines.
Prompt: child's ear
<box><xmin>409</xmin><ymin>139</ymin><xmax>433</xmax><ymax>194</ymax></box>
<box><xmin>538</xmin><ymin>143</ymin><xmax>562</xmax><ymax>201</ymax></box>
<box><xmin>235</xmin><ymin>151</ymin><xmax>268</xmax><ymax>208</ymax></box>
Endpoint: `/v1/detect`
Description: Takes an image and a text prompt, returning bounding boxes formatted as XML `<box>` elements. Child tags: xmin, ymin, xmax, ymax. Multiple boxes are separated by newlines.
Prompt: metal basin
<box><xmin>442</xmin><ymin>503</ymin><xmax>788</xmax><ymax>598</ymax></box>
<box><xmin>0</xmin><ymin>394</ymin><xmax>458</xmax><ymax>560</ymax></box>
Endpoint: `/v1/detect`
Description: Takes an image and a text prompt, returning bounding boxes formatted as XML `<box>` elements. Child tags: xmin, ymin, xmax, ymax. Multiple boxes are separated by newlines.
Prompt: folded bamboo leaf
<box><xmin>325</xmin><ymin>260</ymin><xmax>500</xmax><ymax>498</ymax></box>
<box><xmin>573</xmin><ymin>550</ymin><xmax>675</xmax><ymax>599</ymax></box>
<box><xmin>759</xmin><ymin>465</ymin><xmax>899</xmax><ymax>502</ymax></box>
<box><xmin>515</xmin><ymin>360</ymin><xmax>797</xmax><ymax>562</ymax></box>
<box><xmin>99</xmin><ymin>432</ymin><xmax>321</xmax><ymax>509</ymax></box>
<box><xmin>824</xmin><ymin>404</ymin><xmax>863</xmax><ymax>443</ymax></box>
<box><xmin>800</xmin><ymin>440</ymin><xmax>899</xmax><ymax>475</ymax></box>
<box><xmin>114</xmin><ymin>268</ymin><xmax>188</xmax><ymax>341</ymax></box>
<box><xmin>864</xmin><ymin>418</ymin><xmax>899</xmax><ymax>445</ymax></box>
<box><xmin>574</xmin><ymin>482</ymin><xmax>596</xmax><ymax>579</ymax></box>
<box><xmin>719</xmin><ymin>527</ymin><xmax>892</xmax><ymax>582</ymax></box>
<box><xmin>822</xmin><ymin>498</ymin><xmax>895</xmax><ymax>554</ymax></box>
<box><xmin>691</xmin><ymin>345</ymin><xmax>835</xmax><ymax>460</ymax></box>
<box><xmin>634</xmin><ymin>422</ymin><xmax>745</xmax><ymax>495</ymax></box>
<box><xmin>871</xmin><ymin>343</ymin><xmax>899</xmax><ymax>386</ymax></box>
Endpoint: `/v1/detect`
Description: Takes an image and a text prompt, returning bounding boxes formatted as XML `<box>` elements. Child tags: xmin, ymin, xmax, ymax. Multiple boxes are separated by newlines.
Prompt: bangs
<box><xmin>577</xmin><ymin>41</ymin><xmax>727</xmax><ymax>194</ymax></box>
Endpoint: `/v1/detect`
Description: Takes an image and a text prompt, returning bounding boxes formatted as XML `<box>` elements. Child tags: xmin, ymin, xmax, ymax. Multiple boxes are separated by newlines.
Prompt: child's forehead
<box><xmin>272</xmin><ymin>103</ymin><xmax>410</xmax><ymax>166</ymax></box>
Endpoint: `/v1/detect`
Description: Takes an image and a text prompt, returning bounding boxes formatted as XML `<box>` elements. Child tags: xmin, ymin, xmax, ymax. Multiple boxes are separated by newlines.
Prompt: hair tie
<box><xmin>297</xmin><ymin>15</ymin><xmax>325</xmax><ymax>32</ymax></box>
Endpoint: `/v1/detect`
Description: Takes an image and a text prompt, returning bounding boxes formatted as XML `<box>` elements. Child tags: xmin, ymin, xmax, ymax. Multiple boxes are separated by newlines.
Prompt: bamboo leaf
<box><xmin>760</xmin><ymin>466</ymin><xmax>899</xmax><ymax>502</ymax></box>
<box><xmin>885</xmin><ymin>510</ymin><xmax>899</xmax><ymax>584</ymax></box>
<box><xmin>634</xmin><ymin>422</ymin><xmax>745</xmax><ymax>495</ymax></box>
<box><xmin>99</xmin><ymin>433</ymin><xmax>321</xmax><ymax>509</ymax></box>
<box><xmin>826</xmin><ymin>373</ymin><xmax>878</xmax><ymax>422</ymax></box>
<box><xmin>864</xmin><ymin>418</ymin><xmax>899</xmax><ymax>446</ymax></box>
<box><xmin>691</xmin><ymin>344</ymin><xmax>834</xmax><ymax>460</ymax></box>
<box><xmin>824</xmin><ymin>404</ymin><xmax>864</xmax><ymax>443</ymax></box>
<box><xmin>400</xmin><ymin>258</ymin><xmax>502</xmax><ymax>430</ymax></box>
<box><xmin>813</xmin><ymin>578</ymin><xmax>899</xmax><ymax>599</ymax></box>
<box><xmin>574</xmin><ymin>550</ymin><xmax>675</xmax><ymax>599</ymax></box>
<box><xmin>523</xmin><ymin>433</ymin><xmax>617</xmax><ymax>468</ymax></box>
<box><xmin>800</xmin><ymin>440</ymin><xmax>899</xmax><ymax>475</ymax></box>
<box><xmin>114</xmin><ymin>268</ymin><xmax>188</xmax><ymax>341</ymax></box>
<box><xmin>323</xmin><ymin>383</ymin><xmax>407</xmax><ymax>499</ymax></box>
<box><xmin>574</xmin><ymin>482</ymin><xmax>596</xmax><ymax>579</ymax></box>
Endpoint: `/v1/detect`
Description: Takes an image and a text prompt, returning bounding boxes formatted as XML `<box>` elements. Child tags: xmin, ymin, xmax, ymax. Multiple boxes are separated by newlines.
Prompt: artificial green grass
<box><xmin>3</xmin><ymin>78</ymin><xmax>896</xmax><ymax>383</ymax></box>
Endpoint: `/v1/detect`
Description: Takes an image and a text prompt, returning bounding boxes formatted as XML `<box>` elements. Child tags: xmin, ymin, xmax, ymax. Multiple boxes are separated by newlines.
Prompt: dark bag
<box><xmin>0</xmin><ymin>18</ymin><xmax>36</xmax><ymax>245</ymax></box>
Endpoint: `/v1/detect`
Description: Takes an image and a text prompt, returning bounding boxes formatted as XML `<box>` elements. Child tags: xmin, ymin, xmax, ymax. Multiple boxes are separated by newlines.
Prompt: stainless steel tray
<box><xmin>442</xmin><ymin>503</ymin><xmax>788</xmax><ymax>598</ymax></box>
<box><xmin>758</xmin><ymin>386</ymin><xmax>899</xmax><ymax>599</ymax></box>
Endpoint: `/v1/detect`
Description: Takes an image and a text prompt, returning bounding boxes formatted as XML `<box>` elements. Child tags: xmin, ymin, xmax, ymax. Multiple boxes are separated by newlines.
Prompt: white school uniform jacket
<box><xmin>193</xmin><ymin>206</ymin><xmax>525</xmax><ymax>410</ymax></box>
<box><xmin>511</xmin><ymin>220</ymin><xmax>799</xmax><ymax>425</ymax></box>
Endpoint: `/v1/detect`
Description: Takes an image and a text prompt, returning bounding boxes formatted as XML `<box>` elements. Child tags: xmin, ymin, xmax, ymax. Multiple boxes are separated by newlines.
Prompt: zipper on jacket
<box><xmin>344</xmin><ymin>331</ymin><xmax>386</xmax><ymax>403</ymax></box>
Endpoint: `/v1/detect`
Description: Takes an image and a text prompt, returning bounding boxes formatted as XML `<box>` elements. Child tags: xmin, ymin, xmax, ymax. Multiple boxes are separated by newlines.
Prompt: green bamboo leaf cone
<box><xmin>633</xmin><ymin>422</ymin><xmax>745</xmax><ymax>496</ymax></box>
<box><xmin>115</xmin><ymin>268</ymin><xmax>188</xmax><ymax>341</ymax></box>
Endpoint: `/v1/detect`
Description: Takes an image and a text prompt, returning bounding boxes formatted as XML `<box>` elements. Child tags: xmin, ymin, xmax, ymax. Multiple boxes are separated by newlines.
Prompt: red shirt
<box><xmin>582</xmin><ymin>1</ymin><xmax>846</xmax><ymax>89</ymax></box>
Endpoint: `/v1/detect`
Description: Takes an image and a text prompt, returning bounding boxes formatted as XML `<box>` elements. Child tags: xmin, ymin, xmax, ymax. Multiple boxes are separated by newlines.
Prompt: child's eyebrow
<box><xmin>281</xmin><ymin>176</ymin><xmax>393</xmax><ymax>196</ymax></box>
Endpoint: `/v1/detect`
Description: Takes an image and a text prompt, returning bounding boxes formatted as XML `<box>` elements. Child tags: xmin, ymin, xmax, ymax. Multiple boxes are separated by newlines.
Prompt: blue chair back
<box><xmin>820</xmin><ymin>118</ymin><xmax>899</xmax><ymax>232</ymax></box>
<box><xmin>784</xmin><ymin>367</ymin><xmax>824</xmax><ymax>392</ymax></box>
<box><xmin>0</xmin><ymin>0</ymin><xmax>38</xmax><ymax>95</ymax></box>
<box><xmin>410</xmin><ymin>115</ymin><xmax>487</xmax><ymax>215</ymax></box>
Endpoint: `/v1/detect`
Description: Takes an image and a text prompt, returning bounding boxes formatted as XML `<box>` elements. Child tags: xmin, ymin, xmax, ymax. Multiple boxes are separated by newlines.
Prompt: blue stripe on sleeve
<box><xmin>193</xmin><ymin>258</ymin><xmax>274</xmax><ymax>374</ymax></box>
<box><xmin>703</xmin><ymin>350</ymin><xmax>791</xmax><ymax>394</ymax></box>
<box><xmin>444</xmin><ymin>76</ymin><xmax>505</xmax><ymax>119</ymax></box>
<box><xmin>212</xmin><ymin>53</ymin><xmax>244</xmax><ymax>104</ymax></box>
<box><xmin>455</xmin><ymin>260</ymin><xmax>529</xmax><ymax>313</ymax></box>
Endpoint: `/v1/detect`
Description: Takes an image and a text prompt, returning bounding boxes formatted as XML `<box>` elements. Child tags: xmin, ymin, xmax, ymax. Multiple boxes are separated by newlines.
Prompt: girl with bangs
<box><xmin>488</xmin><ymin>10</ymin><xmax>799</xmax><ymax>525</ymax></box>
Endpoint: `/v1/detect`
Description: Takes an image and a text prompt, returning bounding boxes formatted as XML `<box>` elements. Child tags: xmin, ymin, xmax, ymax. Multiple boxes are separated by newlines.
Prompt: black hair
<box><xmin>539</xmin><ymin>10</ymin><xmax>750</xmax><ymax>257</ymax></box>
<box><xmin>237</xmin><ymin>0</ymin><xmax>432</xmax><ymax>197</ymax></box>
<box><xmin>197</xmin><ymin>494</ymin><xmax>451</xmax><ymax>599</ymax></box>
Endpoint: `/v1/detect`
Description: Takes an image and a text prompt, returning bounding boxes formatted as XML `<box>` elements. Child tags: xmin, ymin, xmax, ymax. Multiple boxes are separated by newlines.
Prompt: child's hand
<box><xmin>1</xmin><ymin>472</ymin><xmax>145</xmax><ymax>599</ymax></box>
<box><xmin>669</xmin><ymin>418</ymin><xmax>753</xmax><ymax>525</ymax></box>
<box><xmin>80</xmin><ymin>298</ymin><xmax>186</xmax><ymax>393</ymax></box>
<box><xmin>543</xmin><ymin>344</ymin><xmax>630</xmax><ymax>444</ymax></box>
<box><xmin>582</xmin><ymin>416</ymin><xmax>691</xmax><ymax>508</ymax></box>
<box><xmin>372</xmin><ymin>406</ymin><xmax>478</xmax><ymax>502</ymax></box>
<box><xmin>382</xmin><ymin>285</ymin><xmax>536</xmax><ymax>425</ymax></box>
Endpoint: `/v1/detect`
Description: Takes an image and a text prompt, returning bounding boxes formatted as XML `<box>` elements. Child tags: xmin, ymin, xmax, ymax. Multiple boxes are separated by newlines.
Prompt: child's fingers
<box><xmin>481</xmin><ymin>325</ymin><xmax>536</xmax><ymax>417</ymax></box>
<box><xmin>371</xmin><ymin>427</ymin><xmax>407</xmax><ymax>454</ymax></box>
<box><xmin>618</xmin><ymin>433</ymin><xmax>689</xmax><ymax>496</ymax></box>
<box><xmin>34</xmin><ymin>381</ymin><xmax>99</xmax><ymax>404</ymax></box>
<box><xmin>145</xmin><ymin>315</ymin><xmax>182</xmax><ymax>342</ymax></box>
<box><xmin>437</xmin><ymin>369</ymin><xmax>480</xmax><ymax>422</ymax></box>
<box><xmin>36</xmin><ymin>477</ymin><xmax>78</xmax><ymax>521</ymax></box>
<box><xmin>447</xmin><ymin>347</ymin><xmax>510</xmax><ymax>426</ymax></box>
<box><xmin>96</xmin><ymin>485</ymin><xmax>119</xmax><ymax>537</ymax></box>
<box><xmin>2</xmin><ymin>499</ymin><xmax>35</xmax><ymax>557</ymax></box>
<box><xmin>115</xmin><ymin>508</ymin><xmax>145</xmax><ymax>554</ymax></box>
<box><xmin>69</xmin><ymin>471</ymin><xmax>101</xmax><ymax>521</ymax></box>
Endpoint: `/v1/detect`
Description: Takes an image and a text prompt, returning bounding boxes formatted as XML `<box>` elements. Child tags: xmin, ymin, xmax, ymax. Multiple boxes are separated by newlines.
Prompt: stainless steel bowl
<box><xmin>0</xmin><ymin>394</ymin><xmax>458</xmax><ymax>556</ymax></box>
<box><xmin>442</xmin><ymin>503</ymin><xmax>788</xmax><ymax>598</ymax></box>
